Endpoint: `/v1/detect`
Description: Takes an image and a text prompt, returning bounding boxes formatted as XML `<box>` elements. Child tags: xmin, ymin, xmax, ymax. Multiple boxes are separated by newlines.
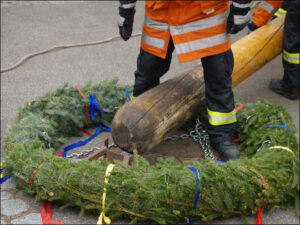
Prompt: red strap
<box><xmin>76</xmin><ymin>87</ymin><xmax>89</xmax><ymax>126</ymax></box>
<box><xmin>42</xmin><ymin>87</ymin><xmax>88</xmax><ymax>224</ymax></box>
<box><xmin>258</xmin><ymin>174</ymin><xmax>266</xmax><ymax>185</ymax></box>
<box><xmin>85</xmin><ymin>104</ymin><xmax>89</xmax><ymax>126</ymax></box>
<box><xmin>39</xmin><ymin>154</ymin><xmax>64</xmax><ymax>224</ymax></box>
<box><xmin>232</xmin><ymin>105</ymin><xmax>245</xmax><ymax>143</ymax></box>
<box><xmin>76</xmin><ymin>87</ymin><xmax>86</xmax><ymax>99</ymax></box>
<box><xmin>232</xmin><ymin>104</ymin><xmax>245</xmax><ymax>146</ymax></box>
<box><xmin>29</xmin><ymin>170</ymin><xmax>38</xmax><ymax>186</ymax></box>
<box><xmin>235</xmin><ymin>104</ymin><xmax>245</xmax><ymax>113</ymax></box>
<box><xmin>82</xmin><ymin>129</ymin><xmax>93</xmax><ymax>137</ymax></box>
<box><xmin>253</xmin><ymin>174</ymin><xmax>267</xmax><ymax>225</ymax></box>
<box><xmin>232</xmin><ymin>138</ymin><xmax>240</xmax><ymax>143</ymax></box>
<box><xmin>41</xmin><ymin>201</ymin><xmax>64</xmax><ymax>225</ymax></box>
<box><xmin>254</xmin><ymin>207</ymin><xmax>263</xmax><ymax>225</ymax></box>
<box><xmin>29</xmin><ymin>163</ymin><xmax>45</xmax><ymax>187</ymax></box>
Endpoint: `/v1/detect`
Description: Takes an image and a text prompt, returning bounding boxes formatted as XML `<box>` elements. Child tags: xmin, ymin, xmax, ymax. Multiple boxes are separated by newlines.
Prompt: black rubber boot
<box><xmin>269</xmin><ymin>79</ymin><xmax>299</xmax><ymax>100</ymax></box>
<box><xmin>212</xmin><ymin>141</ymin><xmax>240</xmax><ymax>161</ymax></box>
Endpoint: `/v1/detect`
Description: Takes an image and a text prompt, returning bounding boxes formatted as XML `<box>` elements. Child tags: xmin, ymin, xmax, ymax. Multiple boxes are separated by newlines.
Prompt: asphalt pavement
<box><xmin>1</xmin><ymin>1</ymin><xmax>299</xmax><ymax>224</ymax></box>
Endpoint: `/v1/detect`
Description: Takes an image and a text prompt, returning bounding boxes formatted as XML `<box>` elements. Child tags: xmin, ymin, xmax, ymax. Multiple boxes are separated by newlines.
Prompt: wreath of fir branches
<box><xmin>2</xmin><ymin>78</ymin><xmax>299</xmax><ymax>224</ymax></box>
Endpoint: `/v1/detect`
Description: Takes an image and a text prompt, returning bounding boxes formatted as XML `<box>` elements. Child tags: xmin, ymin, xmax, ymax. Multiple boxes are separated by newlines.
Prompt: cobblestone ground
<box><xmin>1</xmin><ymin>178</ymin><xmax>42</xmax><ymax>224</ymax></box>
<box><xmin>1</xmin><ymin>176</ymin><xmax>99</xmax><ymax>224</ymax></box>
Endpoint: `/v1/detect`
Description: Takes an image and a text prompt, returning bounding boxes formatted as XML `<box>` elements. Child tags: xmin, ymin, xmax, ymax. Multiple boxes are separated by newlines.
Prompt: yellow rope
<box><xmin>97</xmin><ymin>163</ymin><xmax>115</xmax><ymax>225</ymax></box>
<box><xmin>0</xmin><ymin>33</ymin><xmax>142</xmax><ymax>73</ymax></box>
<box><xmin>0</xmin><ymin>162</ymin><xmax>4</xmax><ymax>179</ymax></box>
<box><xmin>269</xmin><ymin>146</ymin><xmax>294</xmax><ymax>155</ymax></box>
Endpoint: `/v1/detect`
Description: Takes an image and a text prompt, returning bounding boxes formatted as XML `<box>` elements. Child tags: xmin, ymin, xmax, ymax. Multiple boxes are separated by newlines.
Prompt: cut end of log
<box><xmin>111</xmin><ymin>121</ymin><xmax>133</xmax><ymax>152</ymax></box>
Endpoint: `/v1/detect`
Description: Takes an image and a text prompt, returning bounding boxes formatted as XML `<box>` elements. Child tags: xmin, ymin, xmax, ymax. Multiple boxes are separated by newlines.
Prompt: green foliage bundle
<box><xmin>235</xmin><ymin>99</ymin><xmax>298</xmax><ymax>155</ymax></box>
<box><xmin>8</xmin><ymin>78</ymin><xmax>131</xmax><ymax>148</ymax></box>
<box><xmin>3</xmin><ymin>80</ymin><xmax>299</xmax><ymax>224</ymax></box>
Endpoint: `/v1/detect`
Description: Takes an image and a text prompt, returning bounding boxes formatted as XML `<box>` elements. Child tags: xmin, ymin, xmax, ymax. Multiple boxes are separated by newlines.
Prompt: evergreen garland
<box><xmin>10</xmin><ymin>78</ymin><xmax>131</xmax><ymax>148</ymax></box>
<box><xmin>2</xmin><ymin>79</ymin><xmax>299</xmax><ymax>224</ymax></box>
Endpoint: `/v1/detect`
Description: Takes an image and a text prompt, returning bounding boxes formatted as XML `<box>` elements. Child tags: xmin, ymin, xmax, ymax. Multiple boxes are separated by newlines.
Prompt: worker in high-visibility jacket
<box><xmin>248</xmin><ymin>0</ymin><xmax>299</xmax><ymax>100</ymax></box>
<box><xmin>117</xmin><ymin>0</ymin><xmax>252</xmax><ymax>161</ymax></box>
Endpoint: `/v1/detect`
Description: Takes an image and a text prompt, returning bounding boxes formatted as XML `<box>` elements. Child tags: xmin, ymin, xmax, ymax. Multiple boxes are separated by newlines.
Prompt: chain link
<box><xmin>67</xmin><ymin>119</ymin><xmax>215</xmax><ymax>159</ymax></box>
<box><xmin>256</xmin><ymin>140</ymin><xmax>271</xmax><ymax>152</ymax></box>
<box><xmin>108</xmin><ymin>143</ymin><xmax>118</xmax><ymax>149</ymax></box>
<box><xmin>66</xmin><ymin>141</ymin><xmax>118</xmax><ymax>159</ymax></box>
<box><xmin>166</xmin><ymin>118</ymin><xmax>215</xmax><ymax>160</ymax></box>
<box><xmin>66</xmin><ymin>147</ymin><xmax>101</xmax><ymax>158</ymax></box>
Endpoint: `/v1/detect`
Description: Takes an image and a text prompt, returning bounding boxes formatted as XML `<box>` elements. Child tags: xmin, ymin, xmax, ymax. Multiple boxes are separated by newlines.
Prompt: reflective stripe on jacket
<box><xmin>252</xmin><ymin>0</ymin><xmax>283</xmax><ymax>27</ymax></box>
<box><xmin>141</xmin><ymin>1</ymin><xmax>231</xmax><ymax>62</ymax></box>
<box><xmin>275</xmin><ymin>0</ymin><xmax>291</xmax><ymax>17</ymax></box>
<box><xmin>274</xmin><ymin>7</ymin><xmax>287</xmax><ymax>17</ymax></box>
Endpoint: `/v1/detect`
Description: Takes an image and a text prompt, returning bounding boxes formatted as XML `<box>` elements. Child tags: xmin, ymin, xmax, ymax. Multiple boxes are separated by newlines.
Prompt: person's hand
<box><xmin>227</xmin><ymin>1</ymin><xmax>251</xmax><ymax>34</ymax></box>
<box><xmin>247</xmin><ymin>22</ymin><xmax>258</xmax><ymax>33</ymax></box>
<box><xmin>118</xmin><ymin>6</ymin><xmax>135</xmax><ymax>41</ymax></box>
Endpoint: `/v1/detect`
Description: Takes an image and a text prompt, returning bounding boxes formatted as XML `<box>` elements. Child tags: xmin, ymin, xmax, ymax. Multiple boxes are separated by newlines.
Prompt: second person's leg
<box><xmin>269</xmin><ymin>0</ymin><xmax>299</xmax><ymax>100</ymax></box>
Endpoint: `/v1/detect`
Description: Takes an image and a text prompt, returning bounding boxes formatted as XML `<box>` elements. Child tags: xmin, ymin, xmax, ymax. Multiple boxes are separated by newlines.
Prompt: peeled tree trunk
<box><xmin>231</xmin><ymin>16</ymin><xmax>284</xmax><ymax>86</ymax></box>
<box><xmin>112</xmin><ymin>16</ymin><xmax>284</xmax><ymax>153</ymax></box>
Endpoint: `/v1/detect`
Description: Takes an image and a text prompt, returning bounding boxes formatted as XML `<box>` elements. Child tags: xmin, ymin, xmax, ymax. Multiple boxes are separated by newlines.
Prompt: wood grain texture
<box><xmin>112</xmin><ymin>16</ymin><xmax>284</xmax><ymax>153</ymax></box>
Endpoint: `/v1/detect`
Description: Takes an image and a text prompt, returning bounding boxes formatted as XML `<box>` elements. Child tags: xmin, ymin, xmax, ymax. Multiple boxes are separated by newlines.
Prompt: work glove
<box><xmin>118</xmin><ymin>1</ymin><xmax>136</xmax><ymax>41</ymax></box>
<box><xmin>227</xmin><ymin>0</ymin><xmax>252</xmax><ymax>34</ymax></box>
<box><xmin>247</xmin><ymin>21</ymin><xmax>258</xmax><ymax>33</ymax></box>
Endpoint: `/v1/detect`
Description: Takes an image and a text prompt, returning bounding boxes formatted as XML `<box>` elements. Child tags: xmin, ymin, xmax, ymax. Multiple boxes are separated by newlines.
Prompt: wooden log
<box><xmin>112</xmin><ymin>68</ymin><xmax>206</xmax><ymax>153</ymax></box>
<box><xmin>112</xmin><ymin>16</ymin><xmax>284</xmax><ymax>153</ymax></box>
<box><xmin>231</xmin><ymin>16</ymin><xmax>284</xmax><ymax>86</ymax></box>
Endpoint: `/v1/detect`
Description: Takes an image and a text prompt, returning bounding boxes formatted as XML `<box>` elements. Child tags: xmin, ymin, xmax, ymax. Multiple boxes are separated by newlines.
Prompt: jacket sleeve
<box><xmin>274</xmin><ymin>0</ymin><xmax>290</xmax><ymax>17</ymax></box>
<box><xmin>231</xmin><ymin>0</ymin><xmax>252</xmax><ymax>17</ymax></box>
<box><xmin>232</xmin><ymin>0</ymin><xmax>252</xmax><ymax>8</ymax></box>
<box><xmin>252</xmin><ymin>0</ymin><xmax>283</xmax><ymax>27</ymax></box>
<box><xmin>119</xmin><ymin>0</ymin><xmax>136</xmax><ymax>9</ymax></box>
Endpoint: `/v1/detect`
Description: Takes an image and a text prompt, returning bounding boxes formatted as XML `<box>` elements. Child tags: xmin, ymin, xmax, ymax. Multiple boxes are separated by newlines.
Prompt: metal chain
<box><xmin>66</xmin><ymin>142</ymin><xmax>117</xmax><ymax>159</ymax></box>
<box><xmin>256</xmin><ymin>140</ymin><xmax>271</xmax><ymax>152</ymax></box>
<box><xmin>167</xmin><ymin>118</ymin><xmax>215</xmax><ymax>160</ymax></box>
<box><xmin>66</xmin><ymin>119</ymin><xmax>215</xmax><ymax>159</ymax></box>
<box><xmin>41</xmin><ymin>131</ymin><xmax>51</xmax><ymax>148</ymax></box>
<box><xmin>108</xmin><ymin>143</ymin><xmax>117</xmax><ymax>149</ymax></box>
<box><xmin>66</xmin><ymin>147</ymin><xmax>101</xmax><ymax>158</ymax></box>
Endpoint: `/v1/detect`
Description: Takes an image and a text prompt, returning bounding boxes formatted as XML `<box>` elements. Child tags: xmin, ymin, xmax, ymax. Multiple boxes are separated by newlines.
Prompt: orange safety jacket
<box><xmin>141</xmin><ymin>1</ymin><xmax>231</xmax><ymax>63</ymax></box>
<box><xmin>252</xmin><ymin>0</ymin><xmax>283</xmax><ymax>27</ymax></box>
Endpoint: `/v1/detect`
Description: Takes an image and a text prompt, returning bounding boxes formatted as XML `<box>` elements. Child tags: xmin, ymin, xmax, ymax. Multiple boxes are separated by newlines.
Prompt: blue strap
<box><xmin>187</xmin><ymin>167</ymin><xmax>201</xmax><ymax>225</ymax></box>
<box><xmin>125</xmin><ymin>88</ymin><xmax>131</xmax><ymax>101</ymax></box>
<box><xmin>62</xmin><ymin>93</ymin><xmax>110</xmax><ymax>158</ymax></box>
<box><xmin>1</xmin><ymin>163</ymin><xmax>9</xmax><ymax>185</ymax></box>
<box><xmin>0</xmin><ymin>176</ymin><xmax>9</xmax><ymax>184</ymax></box>
<box><xmin>13</xmin><ymin>137</ymin><xmax>32</xmax><ymax>143</ymax></box>
<box><xmin>187</xmin><ymin>162</ymin><xmax>223</xmax><ymax>224</ymax></box>
<box><xmin>265</xmin><ymin>125</ymin><xmax>291</xmax><ymax>131</ymax></box>
<box><xmin>62</xmin><ymin>123</ymin><xmax>102</xmax><ymax>157</ymax></box>
<box><xmin>89</xmin><ymin>93</ymin><xmax>102</xmax><ymax>120</ymax></box>
<box><xmin>101</xmin><ymin>124</ymin><xmax>111</xmax><ymax>132</ymax></box>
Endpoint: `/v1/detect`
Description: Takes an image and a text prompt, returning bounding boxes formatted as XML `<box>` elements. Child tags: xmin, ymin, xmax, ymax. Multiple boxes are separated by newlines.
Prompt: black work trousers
<box><xmin>133</xmin><ymin>39</ymin><xmax>235</xmax><ymax>144</ymax></box>
<box><xmin>282</xmin><ymin>0</ymin><xmax>300</xmax><ymax>91</ymax></box>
